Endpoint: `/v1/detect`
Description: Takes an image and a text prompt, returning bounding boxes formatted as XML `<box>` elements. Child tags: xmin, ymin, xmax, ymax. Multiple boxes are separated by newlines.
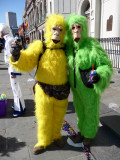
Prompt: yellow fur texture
<box><xmin>34</xmin><ymin>84</ymin><xmax>68</xmax><ymax>147</ymax></box>
<box><xmin>10</xmin><ymin>14</ymin><xmax>68</xmax><ymax>148</ymax></box>
<box><xmin>9</xmin><ymin>40</ymin><xmax>43</xmax><ymax>72</ymax></box>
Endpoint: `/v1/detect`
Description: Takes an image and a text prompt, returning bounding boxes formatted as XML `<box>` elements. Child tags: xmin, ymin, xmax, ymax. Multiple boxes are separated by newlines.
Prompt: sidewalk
<box><xmin>0</xmin><ymin>52</ymin><xmax>120</xmax><ymax>160</ymax></box>
<box><xmin>100</xmin><ymin>68</ymin><xmax>120</xmax><ymax>138</ymax></box>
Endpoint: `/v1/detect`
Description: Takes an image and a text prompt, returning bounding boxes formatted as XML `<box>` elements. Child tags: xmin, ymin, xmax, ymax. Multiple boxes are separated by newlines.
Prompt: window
<box><xmin>50</xmin><ymin>2</ymin><xmax>52</xmax><ymax>13</ymax></box>
<box><xmin>44</xmin><ymin>0</ymin><xmax>47</xmax><ymax>13</ymax></box>
<box><xmin>107</xmin><ymin>15</ymin><xmax>113</xmax><ymax>31</ymax></box>
<box><xmin>40</xmin><ymin>2</ymin><xmax>42</xmax><ymax>21</ymax></box>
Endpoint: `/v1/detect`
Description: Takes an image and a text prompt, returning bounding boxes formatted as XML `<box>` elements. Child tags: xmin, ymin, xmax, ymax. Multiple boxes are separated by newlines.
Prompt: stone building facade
<box><xmin>77</xmin><ymin>0</ymin><xmax>120</xmax><ymax>38</ymax></box>
<box><xmin>22</xmin><ymin>0</ymin><xmax>77</xmax><ymax>42</ymax></box>
<box><xmin>20</xmin><ymin>0</ymin><xmax>120</xmax><ymax>41</ymax></box>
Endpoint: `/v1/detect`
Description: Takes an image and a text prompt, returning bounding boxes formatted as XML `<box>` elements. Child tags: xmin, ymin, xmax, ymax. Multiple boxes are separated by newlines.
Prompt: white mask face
<box><xmin>51</xmin><ymin>25</ymin><xmax>63</xmax><ymax>43</ymax></box>
<box><xmin>71</xmin><ymin>23</ymin><xmax>82</xmax><ymax>43</ymax></box>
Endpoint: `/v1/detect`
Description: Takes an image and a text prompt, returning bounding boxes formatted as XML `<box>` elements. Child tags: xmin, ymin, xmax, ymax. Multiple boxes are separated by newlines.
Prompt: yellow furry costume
<box><xmin>9</xmin><ymin>14</ymin><xmax>69</xmax><ymax>152</ymax></box>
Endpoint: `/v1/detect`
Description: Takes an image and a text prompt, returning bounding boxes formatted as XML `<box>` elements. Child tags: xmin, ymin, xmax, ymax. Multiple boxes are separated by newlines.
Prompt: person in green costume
<box><xmin>65</xmin><ymin>14</ymin><xmax>113</xmax><ymax>148</ymax></box>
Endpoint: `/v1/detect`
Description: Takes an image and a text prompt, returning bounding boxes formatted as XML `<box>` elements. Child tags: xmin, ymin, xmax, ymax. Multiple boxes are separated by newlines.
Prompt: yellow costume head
<box><xmin>44</xmin><ymin>14</ymin><xmax>66</xmax><ymax>48</ymax></box>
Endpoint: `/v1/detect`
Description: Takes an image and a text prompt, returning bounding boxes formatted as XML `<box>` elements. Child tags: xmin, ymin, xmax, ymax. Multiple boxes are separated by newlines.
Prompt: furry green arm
<box><xmin>95</xmin><ymin>64</ymin><xmax>113</xmax><ymax>95</ymax></box>
<box><xmin>93</xmin><ymin>41</ymin><xmax>113</xmax><ymax>95</ymax></box>
<box><xmin>9</xmin><ymin>40</ymin><xmax>43</xmax><ymax>72</ymax></box>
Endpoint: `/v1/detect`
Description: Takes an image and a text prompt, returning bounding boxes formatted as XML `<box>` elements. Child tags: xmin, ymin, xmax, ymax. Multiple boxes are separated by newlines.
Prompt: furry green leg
<box><xmin>73</xmin><ymin>91</ymin><xmax>85</xmax><ymax>134</ymax></box>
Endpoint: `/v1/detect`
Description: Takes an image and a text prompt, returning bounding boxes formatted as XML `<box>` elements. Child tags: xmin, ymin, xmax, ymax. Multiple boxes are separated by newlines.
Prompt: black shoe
<box><xmin>67</xmin><ymin>132</ymin><xmax>84</xmax><ymax>147</ymax></box>
<box><xmin>54</xmin><ymin>138</ymin><xmax>64</xmax><ymax>148</ymax></box>
<box><xmin>83</xmin><ymin>137</ymin><xmax>91</xmax><ymax>146</ymax></box>
<box><xmin>69</xmin><ymin>132</ymin><xmax>84</xmax><ymax>143</ymax></box>
<box><xmin>13</xmin><ymin>108</ymin><xmax>26</xmax><ymax>117</ymax></box>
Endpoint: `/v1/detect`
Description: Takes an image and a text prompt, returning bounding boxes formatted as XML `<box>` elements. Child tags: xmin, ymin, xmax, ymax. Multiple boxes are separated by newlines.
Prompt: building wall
<box><xmin>47</xmin><ymin>0</ymin><xmax>77</xmax><ymax>17</ymax></box>
<box><xmin>47</xmin><ymin>0</ymin><xmax>54</xmax><ymax>14</ymax></box>
<box><xmin>23</xmin><ymin>0</ymin><xmax>48</xmax><ymax>42</ymax></box>
<box><xmin>100</xmin><ymin>0</ymin><xmax>120</xmax><ymax>38</ymax></box>
<box><xmin>77</xmin><ymin>0</ymin><xmax>120</xmax><ymax>38</ymax></box>
<box><xmin>21</xmin><ymin>0</ymin><xmax>120</xmax><ymax>40</ymax></box>
<box><xmin>90</xmin><ymin>0</ymin><xmax>101</xmax><ymax>38</ymax></box>
<box><xmin>23</xmin><ymin>0</ymin><xmax>77</xmax><ymax>42</ymax></box>
<box><xmin>77</xmin><ymin>0</ymin><xmax>101</xmax><ymax>38</ymax></box>
<box><xmin>55</xmin><ymin>0</ymin><xmax>76</xmax><ymax>18</ymax></box>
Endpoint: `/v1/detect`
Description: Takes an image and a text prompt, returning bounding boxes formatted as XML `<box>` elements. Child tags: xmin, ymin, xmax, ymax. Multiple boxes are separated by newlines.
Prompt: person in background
<box><xmin>25</xmin><ymin>39</ymin><xmax>29</xmax><ymax>49</ymax></box>
<box><xmin>14</xmin><ymin>33</ymin><xmax>23</xmax><ymax>48</ymax></box>
<box><xmin>0</xmin><ymin>24</ymin><xmax>26</xmax><ymax>117</ymax></box>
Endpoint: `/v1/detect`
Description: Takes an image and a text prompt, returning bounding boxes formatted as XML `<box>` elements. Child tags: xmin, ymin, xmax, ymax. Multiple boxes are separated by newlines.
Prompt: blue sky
<box><xmin>0</xmin><ymin>0</ymin><xmax>26</xmax><ymax>26</ymax></box>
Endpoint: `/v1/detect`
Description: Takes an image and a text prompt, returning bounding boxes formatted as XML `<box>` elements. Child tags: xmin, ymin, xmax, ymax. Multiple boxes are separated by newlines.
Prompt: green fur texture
<box><xmin>65</xmin><ymin>14</ymin><xmax>113</xmax><ymax>138</ymax></box>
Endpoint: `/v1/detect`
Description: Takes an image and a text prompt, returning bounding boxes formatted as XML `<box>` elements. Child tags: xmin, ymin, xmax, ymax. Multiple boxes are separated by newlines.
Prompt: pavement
<box><xmin>0</xmin><ymin>51</ymin><xmax>120</xmax><ymax>160</ymax></box>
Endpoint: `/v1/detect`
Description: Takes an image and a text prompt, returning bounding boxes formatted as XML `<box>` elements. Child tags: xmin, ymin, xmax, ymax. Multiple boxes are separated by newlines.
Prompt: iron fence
<box><xmin>97</xmin><ymin>37</ymin><xmax>120</xmax><ymax>69</ymax></box>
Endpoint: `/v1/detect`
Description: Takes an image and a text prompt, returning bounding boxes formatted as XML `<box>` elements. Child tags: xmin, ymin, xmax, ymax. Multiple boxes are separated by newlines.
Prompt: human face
<box><xmin>51</xmin><ymin>25</ymin><xmax>63</xmax><ymax>43</ymax></box>
<box><xmin>71</xmin><ymin>23</ymin><xmax>82</xmax><ymax>43</ymax></box>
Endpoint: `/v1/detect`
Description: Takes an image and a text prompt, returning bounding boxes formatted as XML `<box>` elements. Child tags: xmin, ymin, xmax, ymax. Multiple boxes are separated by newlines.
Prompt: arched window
<box><xmin>40</xmin><ymin>2</ymin><xmax>42</xmax><ymax>21</ymax></box>
<box><xmin>50</xmin><ymin>1</ymin><xmax>52</xmax><ymax>14</ymax></box>
<box><xmin>36</xmin><ymin>7</ymin><xmax>39</xmax><ymax>24</ymax></box>
<box><xmin>44</xmin><ymin>0</ymin><xmax>47</xmax><ymax>17</ymax></box>
<box><xmin>107</xmin><ymin>15</ymin><xmax>113</xmax><ymax>31</ymax></box>
<box><xmin>31</xmin><ymin>9</ymin><xmax>34</xmax><ymax>27</ymax></box>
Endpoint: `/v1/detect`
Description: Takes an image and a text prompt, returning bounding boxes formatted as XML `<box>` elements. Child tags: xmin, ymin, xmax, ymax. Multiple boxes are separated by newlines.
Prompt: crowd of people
<box><xmin>0</xmin><ymin>13</ymin><xmax>113</xmax><ymax>155</ymax></box>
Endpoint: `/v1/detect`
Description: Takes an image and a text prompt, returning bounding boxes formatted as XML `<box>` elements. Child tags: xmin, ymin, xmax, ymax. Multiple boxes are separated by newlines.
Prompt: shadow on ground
<box><xmin>66</xmin><ymin>102</ymin><xmax>75</xmax><ymax>114</ymax></box>
<box><xmin>100</xmin><ymin>115</ymin><xmax>120</xmax><ymax>138</ymax></box>
<box><xmin>0</xmin><ymin>135</ymin><xmax>26</xmax><ymax>157</ymax></box>
<box><xmin>31</xmin><ymin>127</ymin><xmax>120</xmax><ymax>155</ymax></box>
<box><xmin>0</xmin><ymin>99</ymin><xmax>35</xmax><ymax>119</ymax></box>
<box><xmin>0</xmin><ymin>67</ymin><xmax>8</xmax><ymax>70</ymax></box>
<box><xmin>92</xmin><ymin>125</ymin><xmax>120</xmax><ymax>148</ymax></box>
<box><xmin>0</xmin><ymin>100</ymin><xmax>74</xmax><ymax>119</ymax></box>
<box><xmin>42</xmin><ymin>135</ymin><xmax>84</xmax><ymax>153</ymax></box>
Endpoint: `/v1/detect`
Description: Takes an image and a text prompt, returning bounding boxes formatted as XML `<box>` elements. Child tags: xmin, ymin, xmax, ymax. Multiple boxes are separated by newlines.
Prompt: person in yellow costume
<box><xmin>9</xmin><ymin>14</ymin><xmax>70</xmax><ymax>154</ymax></box>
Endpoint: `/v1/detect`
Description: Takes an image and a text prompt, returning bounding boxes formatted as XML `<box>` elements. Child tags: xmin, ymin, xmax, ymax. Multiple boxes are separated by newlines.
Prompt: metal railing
<box><xmin>97</xmin><ymin>37</ymin><xmax>120</xmax><ymax>69</ymax></box>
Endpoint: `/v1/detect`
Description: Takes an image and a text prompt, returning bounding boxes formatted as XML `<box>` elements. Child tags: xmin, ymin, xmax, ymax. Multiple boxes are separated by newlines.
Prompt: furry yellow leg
<box><xmin>34</xmin><ymin>84</ymin><xmax>54</xmax><ymax>148</ymax></box>
<box><xmin>52</xmin><ymin>98</ymin><xmax>68</xmax><ymax>140</ymax></box>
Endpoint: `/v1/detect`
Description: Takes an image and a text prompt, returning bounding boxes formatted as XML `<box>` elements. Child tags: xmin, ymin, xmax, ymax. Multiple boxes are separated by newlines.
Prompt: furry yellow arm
<box><xmin>9</xmin><ymin>40</ymin><xmax>43</xmax><ymax>72</ymax></box>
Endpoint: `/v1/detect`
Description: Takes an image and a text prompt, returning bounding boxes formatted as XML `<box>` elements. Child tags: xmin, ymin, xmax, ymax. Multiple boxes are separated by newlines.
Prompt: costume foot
<box><xmin>33</xmin><ymin>146</ymin><xmax>45</xmax><ymax>155</ymax></box>
<box><xmin>71</xmin><ymin>132</ymin><xmax>84</xmax><ymax>143</ymax></box>
<box><xmin>13</xmin><ymin>108</ymin><xmax>26</xmax><ymax>118</ymax></box>
<box><xmin>83</xmin><ymin>137</ymin><xmax>91</xmax><ymax>146</ymax></box>
<box><xmin>83</xmin><ymin>137</ymin><xmax>91</xmax><ymax>151</ymax></box>
<box><xmin>54</xmin><ymin>138</ymin><xmax>64</xmax><ymax>148</ymax></box>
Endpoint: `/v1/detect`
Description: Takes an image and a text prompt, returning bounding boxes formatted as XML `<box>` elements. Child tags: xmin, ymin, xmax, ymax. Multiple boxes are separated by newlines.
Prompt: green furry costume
<box><xmin>65</xmin><ymin>14</ymin><xmax>113</xmax><ymax>139</ymax></box>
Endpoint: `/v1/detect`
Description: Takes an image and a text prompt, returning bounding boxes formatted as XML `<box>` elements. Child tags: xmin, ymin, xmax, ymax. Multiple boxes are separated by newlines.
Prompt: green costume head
<box><xmin>65</xmin><ymin>14</ymin><xmax>88</xmax><ymax>47</ymax></box>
